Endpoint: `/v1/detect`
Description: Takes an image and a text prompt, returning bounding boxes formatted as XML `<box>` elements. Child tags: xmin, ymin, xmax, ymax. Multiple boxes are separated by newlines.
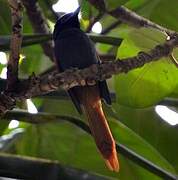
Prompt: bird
<box><xmin>53</xmin><ymin>7</ymin><xmax>119</xmax><ymax>172</ymax></box>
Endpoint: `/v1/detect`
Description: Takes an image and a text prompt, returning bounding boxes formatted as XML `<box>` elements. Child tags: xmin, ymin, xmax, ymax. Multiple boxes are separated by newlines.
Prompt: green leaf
<box><xmin>80</xmin><ymin>0</ymin><xmax>98</xmax><ymax>20</ymax></box>
<box><xmin>114</xmin><ymin>28</ymin><xmax>178</xmax><ymax>108</ymax></box>
<box><xmin>38</xmin><ymin>0</ymin><xmax>58</xmax><ymax>22</ymax></box>
<box><xmin>109</xmin><ymin>118</ymin><xmax>175</xmax><ymax>174</ymax></box>
<box><xmin>0</xmin><ymin>120</ymin><xmax>9</xmax><ymax>136</ymax></box>
<box><xmin>8</xmin><ymin>107</ymin><xmax>175</xmax><ymax>179</ymax></box>
<box><xmin>106</xmin><ymin>0</ymin><xmax>129</xmax><ymax>11</ymax></box>
<box><xmin>20</xmin><ymin>45</ymin><xmax>53</xmax><ymax>75</ymax></box>
<box><xmin>0</xmin><ymin>0</ymin><xmax>11</xmax><ymax>35</ymax></box>
<box><xmin>112</xmin><ymin>103</ymin><xmax>178</xmax><ymax>173</ymax></box>
<box><xmin>148</xmin><ymin>0</ymin><xmax>178</xmax><ymax>32</ymax></box>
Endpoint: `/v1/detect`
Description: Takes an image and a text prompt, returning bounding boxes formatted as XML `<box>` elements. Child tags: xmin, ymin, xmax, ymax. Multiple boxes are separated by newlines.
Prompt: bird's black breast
<box><xmin>54</xmin><ymin>28</ymin><xmax>98</xmax><ymax>71</ymax></box>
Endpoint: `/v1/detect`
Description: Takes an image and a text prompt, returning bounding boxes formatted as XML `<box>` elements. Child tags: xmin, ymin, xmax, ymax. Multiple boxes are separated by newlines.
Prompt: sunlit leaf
<box><xmin>115</xmin><ymin>28</ymin><xmax>178</xmax><ymax>107</ymax></box>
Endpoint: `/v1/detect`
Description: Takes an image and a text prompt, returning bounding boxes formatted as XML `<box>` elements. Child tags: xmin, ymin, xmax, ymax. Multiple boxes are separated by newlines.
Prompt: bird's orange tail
<box><xmin>77</xmin><ymin>86</ymin><xmax>119</xmax><ymax>172</ymax></box>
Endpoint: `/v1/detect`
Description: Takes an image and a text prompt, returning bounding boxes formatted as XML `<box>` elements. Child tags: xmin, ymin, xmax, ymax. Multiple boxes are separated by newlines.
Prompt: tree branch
<box><xmin>0</xmin><ymin>153</ymin><xmax>108</xmax><ymax>180</ymax></box>
<box><xmin>0</xmin><ymin>34</ymin><xmax>178</xmax><ymax>113</ymax></box>
<box><xmin>86</xmin><ymin>12</ymin><xmax>104</xmax><ymax>33</ymax></box>
<box><xmin>0</xmin><ymin>33</ymin><xmax>123</xmax><ymax>51</ymax></box>
<box><xmin>101</xmin><ymin>20</ymin><xmax>122</xmax><ymax>35</ymax></box>
<box><xmin>20</xmin><ymin>34</ymin><xmax>178</xmax><ymax>97</ymax></box>
<box><xmin>109</xmin><ymin>6</ymin><xmax>173</xmax><ymax>35</ymax></box>
<box><xmin>88</xmin><ymin>2</ymin><xmax>174</xmax><ymax>35</ymax></box>
<box><xmin>6</xmin><ymin>0</ymin><xmax>23</xmax><ymax>92</ymax></box>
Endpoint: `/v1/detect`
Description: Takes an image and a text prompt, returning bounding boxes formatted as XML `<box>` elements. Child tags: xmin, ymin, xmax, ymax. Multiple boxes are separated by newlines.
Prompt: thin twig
<box><xmin>88</xmin><ymin>1</ymin><xmax>174</xmax><ymax>35</ymax></box>
<box><xmin>101</xmin><ymin>20</ymin><xmax>122</xmax><ymax>35</ymax></box>
<box><xmin>109</xmin><ymin>6</ymin><xmax>173</xmax><ymax>35</ymax></box>
<box><xmin>116</xmin><ymin>145</ymin><xmax>177</xmax><ymax>180</ymax></box>
<box><xmin>6</xmin><ymin>0</ymin><xmax>23</xmax><ymax>92</ymax></box>
<box><xmin>170</xmin><ymin>54</ymin><xmax>178</xmax><ymax>68</ymax></box>
<box><xmin>86</xmin><ymin>12</ymin><xmax>104</xmax><ymax>33</ymax></box>
<box><xmin>0</xmin><ymin>33</ymin><xmax>123</xmax><ymax>51</ymax></box>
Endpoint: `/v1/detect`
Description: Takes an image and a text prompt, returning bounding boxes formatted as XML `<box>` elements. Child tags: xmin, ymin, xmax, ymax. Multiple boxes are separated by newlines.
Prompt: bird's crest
<box><xmin>53</xmin><ymin>7</ymin><xmax>80</xmax><ymax>39</ymax></box>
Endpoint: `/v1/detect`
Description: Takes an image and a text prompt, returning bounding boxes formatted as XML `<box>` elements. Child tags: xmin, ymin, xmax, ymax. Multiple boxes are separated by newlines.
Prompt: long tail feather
<box><xmin>76</xmin><ymin>86</ymin><xmax>119</xmax><ymax>171</ymax></box>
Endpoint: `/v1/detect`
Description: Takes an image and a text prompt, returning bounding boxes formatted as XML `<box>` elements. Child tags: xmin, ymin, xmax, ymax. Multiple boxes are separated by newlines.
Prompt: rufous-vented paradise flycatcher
<box><xmin>53</xmin><ymin>7</ymin><xmax>119</xmax><ymax>171</ymax></box>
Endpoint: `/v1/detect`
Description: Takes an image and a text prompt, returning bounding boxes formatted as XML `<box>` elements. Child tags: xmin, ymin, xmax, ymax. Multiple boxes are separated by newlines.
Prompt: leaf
<box><xmin>7</xmin><ymin>106</ymin><xmax>175</xmax><ymax>179</ymax></box>
<box><xmin>0</xmin><ymin>128</ymin><xmax>24</xmax><ymax>151</ymax></box>
<box><xmin>148</xmin><ymin>0</ymin><xmax>178</xmax><ymax>32</ymax></box>
<box><xmin>109</xmin><ymin>118</ymin><xmax>175</xmax><ymax>174</ymax></box>
<box><xmin>87</xmin><ymin>0</ymin><xmax>106</xmax><ymax>12</ymax></box>
<box><xmin>80</xmin><ymin>0</ymin><xmax>98</xmax><ymax>20</ymax></box>
<box><xmin>114</xmin><ymin>28</ymin><xmax>178</xmax><ymax>107</ymax></box>
<box><xmin>0</xmin><ymin>120</ymin><xmax>9</xmax><ymax>136</ymax></box>
<box><xmin>105</xmin><ymin>0</ymin><xmax>129</xmax><ymax>11</ymax></box>
<box><xmin>20</xmin><ymin>45</ymin><xmax>53</xmax><ymax>75</ymax></box>
<box><xmin>0</xmin><ymin>0</ymin><xmax>11</xmax><ymax>35</ymax></box>
<box><xmin>38</xmin><ymin>0</ymin><xmax>58</xmax><ymax>21</ymax></box>
<box><xmin>112</xmin><ymin>103</ymin><xmax>178</xmax><ymax>173</ymax></box>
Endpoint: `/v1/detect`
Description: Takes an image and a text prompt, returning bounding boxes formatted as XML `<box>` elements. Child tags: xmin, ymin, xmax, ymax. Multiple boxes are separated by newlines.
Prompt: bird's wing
<box><xmin>68</xmin><ymin>88</ymin><xmax>82</xmax><ymax>114</ymax></box>
<box><xmin>98</xmin><ymin>80</ymin><xmax>112</xmax><ymax>105</ymax></box>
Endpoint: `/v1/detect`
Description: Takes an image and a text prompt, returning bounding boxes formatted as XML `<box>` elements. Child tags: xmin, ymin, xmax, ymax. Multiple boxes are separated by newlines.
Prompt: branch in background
<box><xmin>109</xmin><ymin>6</ymin><xmax>173</xmax><ymax>35</ymax></box>
<box><xmin>2</xmin><ymin>110</ymin><xmax>177</xmax><ymax>180</ymax></box>
<box><xmin>21</xmin><ymin>0</ymin><xmax>55</xmax><ymax>62</ymax></box>
<box><xmin>86</xmin><ymin>12</ymin><xmax>104</xmax><ymax>33</ymax></box>
<box><xmin>6</xmin><ymin>0</ymin><xmax>23</xmax><ymax>92</ymax></box>
<box><xmin>0</xmin><ymin>33</ymin><xmax>123</xmax><ymax>51</ymax></box>
<box><xmin>88</xmin><ymin>1</ymin><xmax>174</xmax><ymax>35</ymax></box>
<box><xmin>116</xmin><ymin>145</ymin><xmax>177</xmax><ymax>180</ymax></box>
<box><xmin>0</xmin><ymin>34</ymin><xmax>178</xmax><ymax>113</ymax></box>
<box><xmin>101</xmin><ymin>20</ymin><xmax>122</xmax><ymax>35</ymax></box>
<box><xmin>0</xmin><ymin>153</ymin><xmax>108</xmax><ymax>180</ymax></box>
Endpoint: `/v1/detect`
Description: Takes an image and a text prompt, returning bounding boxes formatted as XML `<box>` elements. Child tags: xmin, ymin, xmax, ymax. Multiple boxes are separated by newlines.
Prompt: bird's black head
<box><xmin>53</xmin><ymin>7</ymin><xmax>80</xmax><ymax>39</ymax></box>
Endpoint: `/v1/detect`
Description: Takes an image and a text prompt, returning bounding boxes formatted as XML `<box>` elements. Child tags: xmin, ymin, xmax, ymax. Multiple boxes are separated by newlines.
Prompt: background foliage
<box><xmin>0</xmin><ymin>0</ymin><xmax>178</xmax><ymax>179</ymax></box>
